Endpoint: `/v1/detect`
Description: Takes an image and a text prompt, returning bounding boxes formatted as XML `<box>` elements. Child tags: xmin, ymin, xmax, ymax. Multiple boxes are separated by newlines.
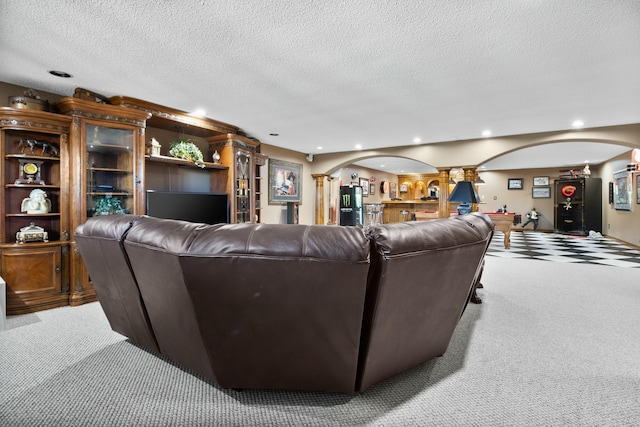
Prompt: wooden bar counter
<box><xmin>382</xmin><ymin>200</ymin><xmax>439</xmax><ymax>223</ymax></box>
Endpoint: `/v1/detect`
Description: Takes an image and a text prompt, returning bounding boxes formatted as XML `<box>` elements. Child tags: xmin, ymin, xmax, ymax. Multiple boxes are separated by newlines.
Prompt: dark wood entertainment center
<box><xmin>1</xmin><ymin>94</ymin><xmax>266</xmax><ymax>314</ymax></box>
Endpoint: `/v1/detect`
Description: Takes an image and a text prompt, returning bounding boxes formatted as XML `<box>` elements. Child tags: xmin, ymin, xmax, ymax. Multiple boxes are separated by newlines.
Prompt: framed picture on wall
<box><xmin>636</xmin><ymin>174</ymin><xmax>640</xmax><ymax>204</ymax></box>
<box><xmin>369</xmin><ymin>183</ymin><xmax>375</xmax><ymax>195</ymax></box>
<box><xmin>360</xmin><ymin>178</ymin><xmax>369</xmax><ymax>196</ymax></box>
<box><xmin>508</xmin><ymin>178</ymin><xmax>524</xmax><ymax>190</ymax></box>
<box><xmin>533</xmin><ymin>176</ymin><xmax>549</xmax><ymax>186</ymax></box>
<box><xmin>268</xmin><ymin>158</ymin><xmax>302</xmax><ymax>205</ymax></box>
<box><xmin>613</xmin><ymin>170</ymin><xmax>632</xmax><ymax>211</ymax></box>
<box><xmin>389</xmin><ymin>182</ymin><xmax>397</xmax><ymax>199</ymax></box>
<box><xmin>532</xmin><ymin>187</ymin><xmax>551</xmax><ymax>198</ymax></box>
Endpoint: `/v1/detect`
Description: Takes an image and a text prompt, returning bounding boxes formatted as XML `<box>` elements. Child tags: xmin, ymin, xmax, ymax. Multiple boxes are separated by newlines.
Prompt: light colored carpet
<box><xmin>1</xmin><ymin>257</ymin><xmax>639</xmax><ymax>426</ymax></box>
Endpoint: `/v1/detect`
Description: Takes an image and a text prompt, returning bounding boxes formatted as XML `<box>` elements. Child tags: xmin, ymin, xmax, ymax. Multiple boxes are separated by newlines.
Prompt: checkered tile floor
<box><xmin>486</xmin><ymin>230</ymin><xmax>640</xmax><ymax>268</ymax></box>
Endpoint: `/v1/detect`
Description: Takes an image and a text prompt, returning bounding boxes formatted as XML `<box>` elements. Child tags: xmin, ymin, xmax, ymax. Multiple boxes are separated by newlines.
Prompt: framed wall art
<box><xmin>531</xmin><ymin>187</ymin><xmax>551</xmax><ymax>198</ymax></box>
<box><xmin>360</xmin><ymin>178</ymin><xmax>369</xmax><ymax>196</ymax></box>
<box><xmin>613</xmin><ymin>170</ymin><xmax>632</xmax><ymax>211</ymax></box>
<box><xmin>533</xmin><ymin>176</ymin><xmax>549</xmax><ymax>186</ymax></box>
<box><xmin>389</xmin><ymin>182</ymin><xmax>397</xmax><ymax>199</ymax></box>
<box><xmin>369</xmin><ymin>183</ymin><xmax>375</xmax><ymax>195</ymax></box>
<box><xmin>637</xmin><ymin>174</ymin><xmax>640</xmax><ymax>204</ymax></box>
<box><xmin>508</xmin><ymin>178</ymin><xmax>523</xmax><ymax>190</ymax></box>
<box><xmin>268</xmin><ymin>158</ymin><xmax>302</xmax><ymax>205</ymax></box>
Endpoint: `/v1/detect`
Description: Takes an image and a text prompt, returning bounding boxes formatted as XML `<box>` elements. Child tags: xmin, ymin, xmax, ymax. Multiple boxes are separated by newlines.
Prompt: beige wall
<box><xmin>258</xmin><ymin>145</ymin><xmax>310</xmax><ymax>224</ymax></box>
<box><xmin>601</xmin><ymin>151</ymin><xmax>639</xmax><ymax>246</ymax></box>
<box><xmin>473</xmin><ymin>168</ymin><xmax>561</xmax><ymax>231</ymax></box>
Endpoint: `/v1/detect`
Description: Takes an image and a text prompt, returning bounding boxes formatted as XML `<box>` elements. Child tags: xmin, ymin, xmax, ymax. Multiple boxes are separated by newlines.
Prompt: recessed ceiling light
<box><xmin>355</xmin><ymin>143</ymin><xmax>362</xmax><ymax>150</ymax></box>
<box><xmin>316</xmin><ymin>146</ymin><xmax>323</xmax><ymax>150</ymax></box>
<box><xmin>269</xmin><ymin>133</ymin><xmax>279</xmax><ymax>136</ymax></box>
<box><xmin>191</xmin><ymin>109</ymin><xmax>206</xmax><ymax>117</ymax></box>
<box><xmin>49</xmin><ymin>70</ymin><xmax>72</xmax><ymax>78</ymax></box>
<box><xmin>380</xmin><ymin>164</ymin><xmax>385</xmax><ymax>168</ymax></box>
<box><xmin>572</xmin><ymin>120</ymin><xmax>584</xmax><ymax>128</ymax></box>
<box><xmin>413</xmin><ymin>137</ymin><xmax>421</xmax><ymax>144</ymax></box>
<box><xmin>481</xmin><ymin>130</ymin><xmax>492</xmax><ymax>137</ymax></box>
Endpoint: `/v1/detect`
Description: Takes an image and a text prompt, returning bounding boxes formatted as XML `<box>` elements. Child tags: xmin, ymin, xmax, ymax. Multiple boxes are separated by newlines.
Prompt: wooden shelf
<box><xmin>6</xmin><ymin>184</ymin><xmax>60</xmax><ymax>189</ymax></box>
<box><xmin>145</xmin><ymin>154</ymin><xmax>228</xmax><ymax>170</ymax></box>
<box><xmin>87</xmin><ymin>167</ymin><xmax>130</xmax><ymax>173</ymax></box>
<box><xmin>5</xmin><ymin>154</ymin><xmax>60</xmax><ymax>161</ymax></box>
<box><xmin>0</xmin><ymin>240</ymin><xmax>70</xmax><ymax>249</ymax></box>
<box><xmin>5</xmin><ymin>212</ymin><xmax>60</xmax><ymax>217</ymax></box>
<box><xmin>87</xmin><ymin>192</ymin><xmax>130</xmax><ymax>196</ymax></box>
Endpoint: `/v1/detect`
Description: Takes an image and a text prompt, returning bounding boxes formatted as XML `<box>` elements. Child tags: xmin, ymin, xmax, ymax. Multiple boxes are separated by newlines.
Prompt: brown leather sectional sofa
<box><xmin>75</xmin><ymin>213</ymin><xmax>494</xmax><ymax>394</ymax></box>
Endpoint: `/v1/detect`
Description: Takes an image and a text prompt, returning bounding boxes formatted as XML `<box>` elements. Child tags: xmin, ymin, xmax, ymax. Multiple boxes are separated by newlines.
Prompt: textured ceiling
<box><xmin>1</xmin><ymin>0</ymin><xmax>639</xmax><ymax>173</ymax></box>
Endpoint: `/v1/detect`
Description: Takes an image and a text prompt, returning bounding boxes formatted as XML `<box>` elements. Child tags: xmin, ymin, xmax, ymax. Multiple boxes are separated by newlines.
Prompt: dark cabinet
<box><xmin>554</xmin><ymin>178</ymin><xmax>602</xmax><ymax>235</ymax></box>
<box><xmin>339</xmin><ymin>185</ymin><xmax>363</xmax><ymax>227</ymax></box>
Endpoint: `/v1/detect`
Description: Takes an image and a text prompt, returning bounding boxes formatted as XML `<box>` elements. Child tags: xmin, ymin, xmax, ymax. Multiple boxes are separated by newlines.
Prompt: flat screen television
<box><xmin>145</xmin><ymin>190</ymin><xmax>229</xmax><ymax>225</ymax></box>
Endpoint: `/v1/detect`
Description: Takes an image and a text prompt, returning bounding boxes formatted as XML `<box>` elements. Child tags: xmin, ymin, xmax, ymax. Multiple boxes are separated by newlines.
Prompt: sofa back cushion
<box><xmin>123</xmin><ymin>216</ymin><xmax>220</xmax><ymax>381</ymax></box>
<box><xmin>74</xmin><ymin>214</ymin><xmax>159</xmax><ymax>353</ymax></box>
<box><xmin>125</xmin><ymin>218</ymin><xmax>371</xmax><ymax>393</ymax></box>
<box><xmin>357</xmin><ymin>213</ymin><xmax>494</xmax><ymax>391</ymax></box>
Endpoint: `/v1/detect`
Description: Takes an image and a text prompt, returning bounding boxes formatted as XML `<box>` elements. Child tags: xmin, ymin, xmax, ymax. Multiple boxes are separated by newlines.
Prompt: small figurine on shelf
<box><xmin>16</xmin><ymin>222</ymin><xmax>49</xmax><ymax>244</ymax></box>
<box><xmin>150</xmin><ymin>138</ymin><xmax>161</xmax><ymax>156</ymax></box>
<box><xmin>211</xmin><ymin>150</ymin><xmax>221</xmax><ymax>164</ymax></box>
<box><xmin>17</xmin><ymin>138</ymin><xmax>59</xmax><ymax>157</ymax></box>
<box><xmin>21</xmin><ymin>188</ymin><xmax>51</xmax><ymax>214</ymax></box>
<box><xmin>521</xmin><ymin>208</ymin><xmax>541</xmax><ymax>231</ymax></box>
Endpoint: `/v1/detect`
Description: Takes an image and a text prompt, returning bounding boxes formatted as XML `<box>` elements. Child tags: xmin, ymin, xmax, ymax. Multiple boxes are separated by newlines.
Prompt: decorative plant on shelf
<box><xmin>169</xmin><ymin>140</ymin><xmax>206</xmax><ymax>168</ymax></box>
<box><xmin>94</xmin><ymin>195</ymin><xmax>128</xmax><ymax>215</ymax></box>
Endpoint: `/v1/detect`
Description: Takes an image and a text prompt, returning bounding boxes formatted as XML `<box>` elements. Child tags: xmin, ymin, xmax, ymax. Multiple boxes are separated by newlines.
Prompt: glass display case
<box><xmin>208</xmin><ymin>134</ymin><xmax>262</xmax><ymax>223</ymax></box>
<box><xmin>235</xmin><ymin>148</ymin><xmax>252</xmax><ymax>223</ymax></box>
<box><xmin>85</xmin><ymin>124</ymin><xmax>135</xmax><ymax>218</ymax></box>
<box><xmin>57</xmin><ymin>97</ymin><xmax>150</xmax><ymax>305</ymax></box>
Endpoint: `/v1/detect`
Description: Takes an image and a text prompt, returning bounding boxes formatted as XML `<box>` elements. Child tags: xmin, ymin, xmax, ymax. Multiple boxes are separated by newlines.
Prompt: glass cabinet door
<box><xmin>85</xmin><ymin>123</ymin><xmax>135</xmax><ymax>219</ymax></box>
<box><xmin>235</xmin><ymin>149</ymin><xmax>251</xmax><ymax>223</ymax></box>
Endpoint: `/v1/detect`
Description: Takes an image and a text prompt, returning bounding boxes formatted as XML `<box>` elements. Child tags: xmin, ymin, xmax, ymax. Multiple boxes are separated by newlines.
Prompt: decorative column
<box><xmin>312</xmin><ymin>174</ymin><xmax>326</xmax><ymax>225</ymax></box>
<box><xmin>438</xmin><ymin>169</ymin><xmax>451</xmax><ymax>218</ymax></box>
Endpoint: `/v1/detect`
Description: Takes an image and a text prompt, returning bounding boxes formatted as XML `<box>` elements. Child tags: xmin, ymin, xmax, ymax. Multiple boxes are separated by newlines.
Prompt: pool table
<box><xmin>483</xmin><ymin>212</ymin><xmax>520</xmax><ymax>249</ymax></box>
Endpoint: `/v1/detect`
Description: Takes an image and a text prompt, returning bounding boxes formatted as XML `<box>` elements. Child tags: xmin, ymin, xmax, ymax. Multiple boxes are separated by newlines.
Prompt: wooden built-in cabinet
<box><xmin>57</xmin><ymin>97</ymin><xmax>151</xmax><ymax>306</ymax></box>
<box><xmin>109</xmin><ymin>96</ymin><xmax>233</xmax><ymax>197</ymax></box>
<box><xmin>0</xmin><ymin>108</ymin><xmax>71</xmax><ymax>314</ymax></box>
<box><xmin>1</xmin><ymin>93</ymin><xmax>264</xmax><ymax>314</ymax></box>
<box><xmin>254</xmin><ymin>153</ymin><xmax>267</xmax><ymax>223</ymax></box>
<box><xmin>108</xmin><ymin>97</ymin><xmax>266</xmax><ymax>223</ymax></box>
<box><xmin>208</xmin><ymin>134</ymin><xmax>262</xmax><ymax>223</ymax></box>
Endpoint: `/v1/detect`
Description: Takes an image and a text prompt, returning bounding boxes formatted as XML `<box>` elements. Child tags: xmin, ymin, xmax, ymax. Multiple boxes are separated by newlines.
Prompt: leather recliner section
<box><xmin>358</xmin><ymin>213</ymin><xmax>494</xmax><ymax>392</ymax></box>
<box><xmin>74</xmin><ymin>214</ymin><xmax>159</xmax><ymax>353</ymax></box>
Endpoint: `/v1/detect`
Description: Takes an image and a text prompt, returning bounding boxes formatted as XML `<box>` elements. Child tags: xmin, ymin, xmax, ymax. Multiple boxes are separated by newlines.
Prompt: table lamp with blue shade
<box><xmin>447</xmin><ymin>181</ymin><xmax>480</xmax><ymax>215</ymax></box>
